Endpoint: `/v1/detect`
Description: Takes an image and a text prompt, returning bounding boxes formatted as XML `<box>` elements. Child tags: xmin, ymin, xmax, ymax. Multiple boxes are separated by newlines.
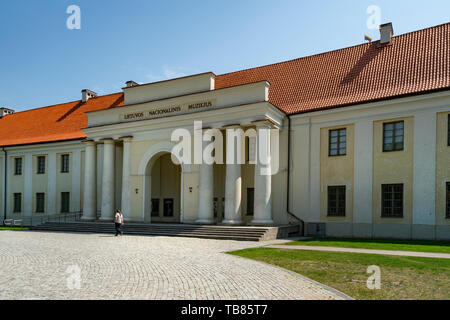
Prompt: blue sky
<box><xmin>0</xmin><ymin>0</ymin><xmax>449</xmax><ymax>112</ymax></box>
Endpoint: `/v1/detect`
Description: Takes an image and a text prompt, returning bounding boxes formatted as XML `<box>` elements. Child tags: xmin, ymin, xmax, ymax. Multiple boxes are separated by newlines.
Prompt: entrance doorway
<box><xmin>149</xmin><ymin>153</ymin><xmax>181</xmax><ymax>223</ymax></box>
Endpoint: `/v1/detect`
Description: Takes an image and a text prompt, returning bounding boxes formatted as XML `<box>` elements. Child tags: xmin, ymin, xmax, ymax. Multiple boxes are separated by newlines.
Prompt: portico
<box><xmin>81</xmin><ymin>73</ymin><xmax>285</xmax><ymax>226</ymax></box>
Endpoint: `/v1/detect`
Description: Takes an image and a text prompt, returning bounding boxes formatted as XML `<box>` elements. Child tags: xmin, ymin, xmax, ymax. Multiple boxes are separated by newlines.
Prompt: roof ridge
<box><xmin>3</xmin><ymin>92</ymin><xmax>123</xmax><ymax>116</ymax></box>
<box><xmin>217</xmin><ymin>22</ymin><xmax>450</xmax><ymax>78</ymax></box>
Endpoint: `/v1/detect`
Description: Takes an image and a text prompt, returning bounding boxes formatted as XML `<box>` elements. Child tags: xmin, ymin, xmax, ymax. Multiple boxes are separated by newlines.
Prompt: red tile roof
<box><xmin>0</xmin><ymin>93</ymin><xmax>124</xmax><ymax>147</ymax></box>
<box><xmin>215</xmin><ymin>22</ymin><xmax>450</xmax><ymax>114</ymax></box>
<box><xmin>0</xmin><ymin>22</ymin><xmax>448</xmax><ymax>147</ymax></box>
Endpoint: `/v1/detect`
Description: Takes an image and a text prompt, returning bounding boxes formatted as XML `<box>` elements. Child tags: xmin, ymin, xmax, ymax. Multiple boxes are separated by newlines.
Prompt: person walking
<box><xmin>114</xmin><ymin>209</ymin><xmax>124</xmax><ymax>236</ymax></box>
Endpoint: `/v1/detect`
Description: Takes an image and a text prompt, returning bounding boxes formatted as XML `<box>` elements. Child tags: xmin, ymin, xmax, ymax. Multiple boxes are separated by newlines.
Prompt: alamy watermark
<box><xmin>66</xmin><ymin>5</ymin><xmax>81</xmax><ymax>30</ymax></box>
<box><xmin>366</xmin><ymin>265</ymin><xmax>381</xmax><ymax>290</ymax></box>
<box><xmin>366</xmin><ymin>5</ymin><xmax>381</xmax><ymax>30</ymax></box>
<box><xmin>170</xmin><ymin>121</ymin><xmax>279</xmax><ymax>176</ymax></box>
<box><xmin>66</xmin><ymin>264</ymin><xmax>81</xmax><ymax>290</ymax></box>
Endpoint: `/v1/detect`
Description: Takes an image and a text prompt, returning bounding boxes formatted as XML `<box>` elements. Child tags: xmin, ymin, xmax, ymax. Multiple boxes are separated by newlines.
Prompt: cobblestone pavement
<box><xmin>0</xmin><ymin>231</ymin><xmax>347</xmax><ymax>300</ymax></box>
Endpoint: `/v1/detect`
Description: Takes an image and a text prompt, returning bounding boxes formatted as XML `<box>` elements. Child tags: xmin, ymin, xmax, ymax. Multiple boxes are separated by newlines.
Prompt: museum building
<box><xmin>0</xmin><ymin>22</ymin><xmax>449</xmax><ymax>239</ymax></box>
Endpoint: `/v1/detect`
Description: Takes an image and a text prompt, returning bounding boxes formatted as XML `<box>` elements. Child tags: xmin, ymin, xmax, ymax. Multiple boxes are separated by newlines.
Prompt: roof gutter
<box><xmin>2</xmin><ymin>147</ymin><xmax>6</xmax><ymax>224</ymax></box>
<box><xmin>286</xmin><ymin>115</ymin><xmax>305</xmax><ymax>235</ymax></box>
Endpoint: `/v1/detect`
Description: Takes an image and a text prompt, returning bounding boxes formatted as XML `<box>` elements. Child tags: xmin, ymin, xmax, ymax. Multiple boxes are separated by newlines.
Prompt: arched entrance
<box><xmin>149</xmin><ymin>153</ymin><xmax>181</xmax><ymax>223</ymax></box>
<box><xmin>139</xmin><ymin>141</ymin><xmax>191</xmax><ymax>224</ymax></box>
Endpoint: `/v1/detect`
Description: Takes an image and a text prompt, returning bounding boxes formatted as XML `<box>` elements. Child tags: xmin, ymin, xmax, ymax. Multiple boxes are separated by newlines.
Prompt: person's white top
<box><xmin>115</xmin><ymin>212</ymin><xmax>123</xmax><ymax>224</ymax></box>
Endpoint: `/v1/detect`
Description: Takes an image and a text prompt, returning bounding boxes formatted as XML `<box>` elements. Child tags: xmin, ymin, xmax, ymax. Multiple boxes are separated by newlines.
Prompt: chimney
<box><xmin>81</xmin><ymin>89</ymin><xmax>98</xmax><ymax>102</ymax></box>
<box><xmin>379</xmin><ymin>22</ymin><xmax>394</xmax><ymax>44</ymax></box>
<box><xmin>125</xmin><ymin>80</ymin><xmax>139</xmax><ymax>88</ymax></box>
<box><xmin>0</xmin><ymin>107</ymin><xmax>15</xmax><ymax>118</ymax></box>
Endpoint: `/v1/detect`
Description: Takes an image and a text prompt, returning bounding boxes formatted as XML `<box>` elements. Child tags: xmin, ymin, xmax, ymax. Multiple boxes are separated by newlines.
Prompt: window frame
<box><xmin>37</xmin><ymin>156</ymin><xmax>46</xmax><ymax>174</ymax></box>
<box><xmin>446</xmin><ymin>182</ymin><xmax>450</xmax><ymax>219</ymax></box>
<box><xmin>327</xmin><ymin>186</ymin><xmax>346</xmax><ymax>217</ymax></box>
<box><xmin>36</xmin><ymin>193</ymin><xmax>45</xmax><ymax>213</ymax></box>
<box><xmin>61</xmin><ymin>154</ymin><xmax>70</xmax><ymax>173</ymax></box>
<box><xmin>14</xmin><ymin>157</ymin><xmax>23</xmax><ymax>175</ymax></box>
<box><xmin>163</xmin><ymin>198</ymin><xmax>174</xmax><ymax>217</ymax></box>
<box><xmin>13</xmin><ymin>193</ymin><xmax>22</xmax><ymax>213</ymax></box>
<box><xmin>381</xmin><ymin>184</ymin><xmax>404</xmax><ymax>218</ymax></box>
<box><xmin>447</xmin><ymin>114</ymin><xmax>450</xmax><ymax>147</ymax></box>
<box><xmin>246</xmin><ymin>188</ymin><xmax>255</xmax><ymax>216</ymax></box>
<box><xmin>383</xmin><ymin>121</ymin><xmax>404</xmax><ymax>152</ymax></box>
<box><xmin>61</xmin><ymin>192</ymin><xmax>70</xmax><ymax>213</ymax></box>
<box><xmin>328</xmin><ymin>128</ymin><xmax>347</xmax><ymax>157</ymax></box>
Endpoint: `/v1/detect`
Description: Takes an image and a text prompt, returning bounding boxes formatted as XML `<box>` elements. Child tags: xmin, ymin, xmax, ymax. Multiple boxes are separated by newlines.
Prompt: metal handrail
<box><xmin>2</xmin><ymin>212</ymin><xmax>82</xmax><ymax>227</ymax></box>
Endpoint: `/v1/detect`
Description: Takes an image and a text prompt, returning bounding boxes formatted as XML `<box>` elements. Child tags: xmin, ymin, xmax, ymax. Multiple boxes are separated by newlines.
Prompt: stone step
<box><xmin>30</xmin><ymin>222</ymin><xmax>274</xmax><ymax>241</ymax></box>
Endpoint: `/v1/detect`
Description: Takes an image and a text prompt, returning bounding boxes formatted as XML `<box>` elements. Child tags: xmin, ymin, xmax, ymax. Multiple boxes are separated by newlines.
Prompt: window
<box><xmin>37</xmin><ymin>156</ymin><xmax>46</xmax><ymax>174</ymax></box>
<box><xmin>13</xmin><ymin>193</ymin><xmax>22</xmax><ymax>213</ymax></box>
<box><xmin>61</xmin><ymin>154</ymin><xmax>70</xmax><ymax>173</ymax></box>
<box><xmin>151</xmin><ymin>199</ymin><xmax>160</xmax><ymax>217</ymax></box>
<box><xmin>329</xmin><ymin>129</ymin><xmax>346</xmax><ymax>156</ymax></box>
<box><xmin>447</xmin><ymin>115</ymin><xmax>450</xmax><ymax>146</ymax></box>
<box><xmin>246</xmin><ymin>136</ymin><xmax>256</xmax><ymax>163</ymax></box>
<box><xmin>163</xmin><ymin>199</ymin><xmax>174</xmax><ymax>217</ymax></box>
<box><xmin>36</xmin><ymin>193</ymin><xmax>45</xmax><ymax>213</ymax></box>
<box><xmin>382</xmin><ymin>184</ymin><xmax>403</xmax><ymax>218</ymax></box>
<box><xmin>327</xmin><ymin>186</ymin><xmax>346</xmax><ymax>217</ymax></box>
<box><xmin>14</xmin><ymin>158</ymin><xmax>22</xmax><ymax>175</ymax></box>
<box><xmin>61</xmin><ymin>192</ymin><xmax>70</xmax><ymax>213</ymax></box>
<box><xmin>246</xmin><ymin>188</ymin><xmax>254</xmax><ymax>216</ymax></box>
<box><xmin>446</xmin><ymin>182</ymin><xmax>450</xmax><ymax>219</ymax></box>
<box><xmin>383</xmin><ymin>121</ymin><xmax>404</xmax><ymax>152</ymax></box>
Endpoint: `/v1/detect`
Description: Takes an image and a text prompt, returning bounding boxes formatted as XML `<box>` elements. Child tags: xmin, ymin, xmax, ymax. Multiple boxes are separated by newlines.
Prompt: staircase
<box><xmin>29</xmin><ymin>222</ymin><xmax>300</xmax><ymax>241</ymax></box>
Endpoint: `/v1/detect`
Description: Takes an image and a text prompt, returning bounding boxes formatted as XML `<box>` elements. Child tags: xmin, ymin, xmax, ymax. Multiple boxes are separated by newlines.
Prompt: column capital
<box><xmin>82</xmin><ymin>139</ymin><xmax>96</xmax><ymax>146</ymax></box>
<box><xmin>101</xmin><ymin>138</ymin><xmax>115</xmax><ymax>145</ymax></box>
<box><xmin>119</xmin><ymin>136</ymin><xmax>133</xmax><ymax>142</ymax></box>
<box><xmin>252</xmin><ymin>119</ymin><xmax>276</xmax><ymax>129</ymax></box>
<box><xmin>222</xmin><ymin>123</ymin><xmax>242</xmax><ymax>130</ymax></box>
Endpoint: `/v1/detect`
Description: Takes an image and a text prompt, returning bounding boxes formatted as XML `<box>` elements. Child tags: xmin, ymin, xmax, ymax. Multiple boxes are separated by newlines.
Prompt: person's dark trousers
<box><xmin>115</xmin><ymin>223</ymin><xmax>122</xmax><ymax>236</ymax></box>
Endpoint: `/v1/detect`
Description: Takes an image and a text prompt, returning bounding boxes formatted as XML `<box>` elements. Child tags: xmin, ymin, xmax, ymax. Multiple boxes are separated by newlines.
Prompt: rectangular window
<box><xmin>381</xmin><ymin>184</ymin><xmax>403</xmax><ymax>218</ymax></box>
<box><xmin>36</xmin><ymin>193</ymin><xmax>45</xmax><ymax>213</ymax></box>
<box><xmin>13</xmin><ymin>193</ymin><xmax>22</xmax><ymax>213</ymax></box>
<box><xmin>163</xmin><ymin>199</ymin><xmax>174</xmax><ymax>217</ymax></box>
<box><xmin>246</xmin><ymin>188</ymin><xmax>254</xmax><ymax>216</ymax></box>
<box><xmin>61</xmin><ymin>154</ymin><xmax>70</xmax><ymax>173</ymax></box>
<box><xmin>327</xmin><ymin>186</ymin><xmax>346</xmax><ymax>217</ymax></box>
<box><xmin>246</xmin><ymin>136</ymin><xmax>256</xmax><ymax>163</ymax></box>
<box><xmin>37</xmin><ymin>156</ymin><xmax>46</xmax><ymax>174</ymax></box>
<box><xmin>446</xmin><ymin>182</ymin><xmax>450</xmax><ymax>219</ymax></box>
<box><xmin>14</xmin><ymin>158</ymin><xmax>22</xmax><ymax>175</ymax></box>
<box><xmin>383</xmin><ymin>121</ymin><xmax>404</xmax><ymax>152</ymax></box>
<box><xmin>61</xmin><ymin>192</ymin><xmax>70</xmax><ymax>213</ymax></box>
<box><xmin>329</xmin><ymin>128</ymin><xmax>346</xmax><ymax>156</ymax></box>
<box><xmin>447</xmin><ymin>115</ymin><xmax>450</xmax><ymax>146</ymax></box>
<box><xmin>151</xmin><ymin>199</ymin><xmax>160</xmax><ymax>217</ymax></box>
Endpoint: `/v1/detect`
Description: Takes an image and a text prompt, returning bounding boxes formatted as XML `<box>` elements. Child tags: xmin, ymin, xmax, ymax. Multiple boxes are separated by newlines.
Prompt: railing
<box><xmin>3</xmin><ymin>212</ymin><xmax>82</xmax><ymax>227</ymax></box>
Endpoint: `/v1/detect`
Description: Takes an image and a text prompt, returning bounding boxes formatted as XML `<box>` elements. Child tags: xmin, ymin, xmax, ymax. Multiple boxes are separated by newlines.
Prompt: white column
<box><xmin>100</xmin><ymin>139</ymin><xmax>115</xmax><ymax>221</ymax></box>
<box><xmin>196</xmin><ymin>162</ymin><xmax>214</xmax><ymax>224</ymax></box>
<box><xmin>121</xmin><ymin>137</ymin><xmax>132</xmax><ymax>221</ymax></box>
<box><xmin>82</xmin><ymin>141</ymin><xmax>97</xmax><ymax>221</ymax></box>
<box><xmin>353</xmin><ymin>119</ymin><xmax>373</xmax><ymax>224</ymax></box>
<box><xmin>413</xmin><ymin>112</ymin><xmax>436</xmax><ymax>225</ymax></box>
<box><xmin>252</xmin><ymin>123</ymin><xmax>273</xmax><ymax>225</ymax></box>
<box><xmin>47</xmin><ymin>152</ymin><xmax>57</xmax><ymax>215</ymax></box>
<box><xmin>71</xmin><ymin>149</ymin><xmax>82</xmax><ymax>213</ymax></box>
<box><xmin>223</xmin><ymin>126</ymin><xmax>243</xmax><ymax>225</ymax></box>
<box><xmin>24</xmin><ymin>153</ymin><xmax>32</xmax><ymax>217</ymax></box>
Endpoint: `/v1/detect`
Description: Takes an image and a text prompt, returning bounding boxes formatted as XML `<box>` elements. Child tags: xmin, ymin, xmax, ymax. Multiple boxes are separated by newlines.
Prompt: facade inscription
<box><xmin>121</xmin><ymin>100</ymin><xmax>215</xmax><ymax>121</ymax></box>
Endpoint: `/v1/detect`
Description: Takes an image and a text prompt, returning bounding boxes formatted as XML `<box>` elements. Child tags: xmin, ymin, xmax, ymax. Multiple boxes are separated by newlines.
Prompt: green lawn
<box><xmin>285</xmin><ymin>238</ymin><xmax>450</xmax><ymax>254</ymax></box>
<box><xmin>0</xmin><ymin>227</ymin><xmax>29</xmax><ymax>230</ymax></box>
<box><xmin>229</xmin><ymin>248</ymin><xmax>450</xmax><ymax>300</ymax></box>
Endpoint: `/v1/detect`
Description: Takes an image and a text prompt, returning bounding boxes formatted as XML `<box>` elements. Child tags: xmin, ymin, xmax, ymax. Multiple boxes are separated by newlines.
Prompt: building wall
<box><xmin>320</xmin><ymin>124</ymin><xmax>354</xmax><ymax>237</ymax></box>
<box><xmin>290</xmin><ymin>91</ymin><xmax>450</xmax><ymax>240</ymax></box>
<box><xmin>436</xmin><ymin>111</ymin><xmax>450</xmax><ymax>239</ymax></box>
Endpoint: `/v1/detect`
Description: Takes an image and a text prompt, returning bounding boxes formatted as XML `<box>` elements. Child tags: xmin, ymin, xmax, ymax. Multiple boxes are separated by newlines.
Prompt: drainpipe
<box><xmin>286</xmin><ymin>115</ymin><xmax>305</xmax><ymax>235</ymax></box>
<box><xmin>2</xmin><ymin>147</ymin><xmax>6</xmax><ymax>224</ymax></box>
